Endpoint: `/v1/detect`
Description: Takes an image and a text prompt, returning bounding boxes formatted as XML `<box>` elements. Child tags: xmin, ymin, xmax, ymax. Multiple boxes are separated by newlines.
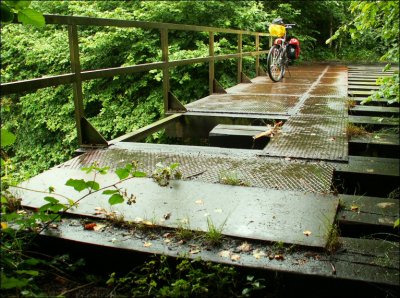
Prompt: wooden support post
<box><xmin>255</xmin><ymin>34</ymin><xmax>260</xmax><ymax>77</ymax></box>
<box><xmin>68</xmin><ymin>25</ymin><xmax>107</xmax><ymax>146</ymax></box>
<box><xmin>209</xmin><ymin>31</ymin><xmax>215</xmax><ymax>95</ymax></box>
<box><xmin>161</xmin><ymin>28</ymin><xmax>170</xmax><ymax>114</ymax></box>
<box><xmin>237</xmin><ymin>33</ymin><xmax>242</xmax><ymax>83</ymax></box>
<box><xmin>68</xmin><ymin>25</ymin><xmax>85</xmax><ymax>146</ymax></box>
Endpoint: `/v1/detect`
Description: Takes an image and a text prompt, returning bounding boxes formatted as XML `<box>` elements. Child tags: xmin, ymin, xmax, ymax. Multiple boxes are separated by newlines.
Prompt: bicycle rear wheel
<box><xmin>267</xmin><ymin>45</ymin><xmax>285</xmax><ymax>82</ymax></box>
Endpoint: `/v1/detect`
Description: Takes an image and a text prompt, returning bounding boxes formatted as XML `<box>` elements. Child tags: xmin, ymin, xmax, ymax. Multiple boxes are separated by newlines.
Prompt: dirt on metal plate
<box><xmin>13</xmin><ymin>168</ymin><xmax>339</xmax><ymax>248</ymax></box>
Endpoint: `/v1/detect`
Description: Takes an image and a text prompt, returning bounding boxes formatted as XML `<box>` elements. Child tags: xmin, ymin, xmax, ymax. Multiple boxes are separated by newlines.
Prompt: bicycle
<box><xmin>266</xmin><ymin>21</ymin><xmax>297</xmax><ymax>82</ymax></box>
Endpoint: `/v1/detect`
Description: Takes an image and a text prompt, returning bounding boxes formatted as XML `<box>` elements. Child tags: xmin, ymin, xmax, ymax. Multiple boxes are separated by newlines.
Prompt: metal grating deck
<box><xmin>261</xmin><ymin>115</ymin><xmax>348</xmax><ymax>161</ymax></box>
<box><xmin>63</xmin><ymin>142</ymin><xmax>336</xmax><ymax>194</ymax></box>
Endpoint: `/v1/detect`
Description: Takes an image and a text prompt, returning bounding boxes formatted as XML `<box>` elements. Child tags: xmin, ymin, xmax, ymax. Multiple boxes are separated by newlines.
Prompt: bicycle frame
<box><xmin>267</xmin><ymin>24</ymin><xmax>296</xmax><ymax>82</ymax></box>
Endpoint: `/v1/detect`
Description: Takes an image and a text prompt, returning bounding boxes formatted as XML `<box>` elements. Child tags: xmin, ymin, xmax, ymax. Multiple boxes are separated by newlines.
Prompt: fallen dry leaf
<box><xmin>1</xmin><ymin>222</ymin><xmax>8</xmax><ymax>229</ymax></box>
<box><xmin>377</xmin><ymin>202</ymin><xmax>395</xmax><ymax>209</ymax></box>
<box><xmin>253</xmin><ymin>249</ymin><xmax>266</xmax><ymax>259</ymax></box>
<box><xmin>214</xmin><ymin>208</ymin><xmax>223</xmax><ymax>213</ymax></box>
<box><xmin>163</xmin><ymin>232</ymin><xmax>172</xmax><ymax>238</ymax></box>
<box><xmin>350</xmin><ymin>205</ymin><xmax>359</xmax><ymax>212</ymax></box>
<box><xmin>219</xmin><ymin>250</ymin><xmax>232</xmax><ymax>258</ymax></box>
<box><xmin>50</xmin><ymin>224</ymin><xmax>59</xmax><ymax>229</ymax></box>
<box><xmin>274</xmin><ymin>254</ymin><xmax>285</xmax><ymax>261</ymax></box>
<box><xmin>195</xmin><ymin>199</ymin><xmax>204</xmax><ymax>205</ymax></box>
<box><xmin>237</xmin><ymin>242</ymin><xmax>252</xmax><ymax>252</ymax></box>
<box><xmin>93</xmin><ymin>224</ymin><xmax>106</xmax><ymax>231</ymax></box>
<box><xmin>142</xmin><ymin>220</ymin><xmax>155</xmax><ymax>227</ymax></box>
<box><xmin>190</xmin><ymin>249</ymin><xmax>201</xmax><ymax>254</ymax></box>
<box><xmin>163</xmin><ymin>212</ymin><xmax>171</xmax><ymax>220</ymax></box>
<box><xmin>143</xmin><ymin>242</ymin><xmax>152</xmax><ymax>247</ymax></box>
<box><xmin>164</xmin><ymin>239</ymin><xmax>171</xmax><ymax>244</ymax></box>
<box><xmin>231</xmin><ymin>254</ymin><xmax>241</xmax><ymax>261</ymax></box>
<box><xmin>366</xmin><ymin>169</ymin><xmax>374</xmax><ymax>173</ymax></box>
<box><xmin>84</xmin><ymin>223</ymin><xmax>97</xmax><ymax>230</ymax></box>
<box><xmin>303</xmin><ymin>230</ymin><xmax>312</xmax><ymax>236</ymax></box>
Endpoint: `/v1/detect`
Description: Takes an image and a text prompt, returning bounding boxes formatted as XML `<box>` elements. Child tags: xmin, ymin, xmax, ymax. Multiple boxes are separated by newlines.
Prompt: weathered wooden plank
<box><xmin>349</xmin><ymin>115</ymin><xmax>399</xmax><ymax>127</ymax></box>
<box><xmin>349</xmin><ymin>105</ymin><xmax>399</xmax><ymax>116</ymax></box>
<box><xmin>335</xmin><ymin>156</ymin><xmax>399</xmax><ymax>177</ymax></box>
<box><xmin>338</xmin><ymin>194</ymin><xmax>399</xmax><ymax>227</ymax></box>
<box><xmin>348</xmin><ymin>85</ymin><xmax>380</xmax><ymax>90</ymax></box>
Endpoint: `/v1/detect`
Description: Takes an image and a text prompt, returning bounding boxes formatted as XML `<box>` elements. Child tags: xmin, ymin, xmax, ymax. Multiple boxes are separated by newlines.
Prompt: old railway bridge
<box><xmin>2</xmin><ymin>15</ymin><xmax>399</xmax><ymax>296</ymax></box>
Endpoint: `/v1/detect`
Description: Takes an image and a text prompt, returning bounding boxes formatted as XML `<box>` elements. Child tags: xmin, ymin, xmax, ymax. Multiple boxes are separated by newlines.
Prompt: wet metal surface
<box><xmin>185</xmin><ymin>94</ymin><xmax>299</xmax><ymax>115</ymax></box>
<box><xmin>261</xmin><ymin>115</ymin><xmax>348</xmax><ymax>161</ymax></box>
<box><xmin>14</xmin><ymin>169</ymin><xmax>338</xmax><ymax>248</ymax></box>
<box><xmin>62</xmin><ymin>142</ymin><xmax>336</xmax><ymax>193</ymax></box>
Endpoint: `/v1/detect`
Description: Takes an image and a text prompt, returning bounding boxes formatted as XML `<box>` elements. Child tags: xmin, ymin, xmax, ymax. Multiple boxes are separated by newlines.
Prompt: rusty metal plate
<box><xmin>62</xmin><ymin>142</ymin><xmax>335</xmax><ymax>193</ymax></box>
<box><xmin>298</xmin><ymin>97</ymin><xmax>347</xmax><ymax>117</ymax></box>
<box><xmin>319</xmin><ymin>77</ymin><xmax>347</xmax><ymax>85</ymax></box>
<box><xmin>185</xmin><ymin>94</ymin><xmax>299</xmax><ymax>115</ymax></box>
<box><xmin>310</xmin><ymin>85</ymin><xmax>348</xmax><ymax>97</ymax></box>
<box><xmin>14</xmin><ymin>169</ymin><xmax>339</xmax><ymax>248</ymax></box>
<box><xmin>261</xmin><ymin>115</ymin><xmax>348</xmax><ymax>161</ymax></box>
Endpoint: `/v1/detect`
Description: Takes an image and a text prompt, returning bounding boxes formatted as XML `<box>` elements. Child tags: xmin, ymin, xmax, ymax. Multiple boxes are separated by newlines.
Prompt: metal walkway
<box><xmin>187</xmin><ymin>64</ymin><xmax>349</xmax><ymax>161</ymax></box>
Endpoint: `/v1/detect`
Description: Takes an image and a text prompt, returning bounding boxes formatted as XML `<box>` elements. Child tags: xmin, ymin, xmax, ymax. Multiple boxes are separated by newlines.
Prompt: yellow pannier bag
<box><xmin>269</xmin><ymin>24</ymin><xmax>286</xmax><ymax>37</ymax></box>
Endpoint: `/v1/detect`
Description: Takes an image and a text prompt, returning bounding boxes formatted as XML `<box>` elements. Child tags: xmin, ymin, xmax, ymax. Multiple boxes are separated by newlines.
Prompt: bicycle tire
<box><xmin>267</xmin><ymin>45</ymin><xmax>285</xmax><ymax>82</ymax></box>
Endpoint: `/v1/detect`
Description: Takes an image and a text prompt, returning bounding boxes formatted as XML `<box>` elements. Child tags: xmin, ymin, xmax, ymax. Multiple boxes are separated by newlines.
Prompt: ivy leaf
<box><xmin>65</xmin><ymin>179</ymin><xmax>88</xmax><ymax>192</ymax></box>
<box><xmin>394</xmin><ymin>218</ymin><xmax>400</xmax><ymax>229</ymax></box>
<box><xmin>17</xmin><ymin>7</ymin><xmax>45</xmax><ymax>27</ymax></box>
<box><xmin>1</xmin><ymin>129</ymin><xmax>16</xmax><ymax>147</ymax></box>
<box><xmin>108</xmin><ymin>194</ymin><xmax>124</xmax><ymax>205</ymax></box>
<box><xmin>115</xmin><ymin>168</ymin><xmax>129</xmax><ymax>180</ymax></box>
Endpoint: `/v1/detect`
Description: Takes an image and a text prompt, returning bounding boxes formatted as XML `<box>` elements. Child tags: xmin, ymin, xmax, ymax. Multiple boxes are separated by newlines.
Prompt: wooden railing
<box><xmin>1</xmin><ymin>14</ymin><xmax>270</xmax><ymax>147</ymax></box>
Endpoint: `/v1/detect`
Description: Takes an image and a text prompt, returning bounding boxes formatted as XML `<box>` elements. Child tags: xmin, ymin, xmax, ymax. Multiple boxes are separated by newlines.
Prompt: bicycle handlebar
<box><xmin>285</xmin><ymin>23</ymin><xmax>296</xmax><ymax>29</ymax></box>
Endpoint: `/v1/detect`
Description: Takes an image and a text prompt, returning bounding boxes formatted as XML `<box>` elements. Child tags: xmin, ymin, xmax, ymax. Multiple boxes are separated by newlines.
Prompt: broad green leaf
<box><xmin>43</xmin><ymin>196</ymin><xmax>59</xmax><ymax>204</ymax></box>
<box><xmin>18</xmin><ymin>8</ymin><xmax>45</xmax><ymax>27</ymax></box>
<box><xmin>24</xmin><ymin>258</ymin><xmax>41</xmax><ymax>266</ymax></box>
<box><xmin>115</xmin><ymin>168</ymin><xmax>129</xmax><ymax>180</ymax></box>
<box><xmin>0</xmin><ymin>274</ymin><xmax>30</xmax><ymax>289</ymax></box>
<box><xmin>394</xmin><ymin>218</ymin><xmax>400</xmax><ymax>229</ymax></box>
<box><xmin>1</xmin><ymin>129</ymin><xmax>16</xmax><ymax>147</ymax></box>
<box><xmin>65</xmin><ymin>179</ymin><xmax>88</xmax><ymax>192</ymax></box>
<box><xmin>133</xmin><ymin>171</ymin><xmax>147</xmax><ymax>177</ymax></box>
<box><xmin>108</xmin><ymin>193</ymin><xmax>124</xmax><ymax>205</ymax></box>
<box><xmin>102</xmin><ymin>189</ymin><xmax>119</xmax><ymax>195</ymax></box>
<box><xmin>15</xmin><ymin>270</ymin><xmax>39</xmax><ymax>276</ymax></box>
<box><xmin>86</xmin><ymin>180</ymin><xmax>100</xmax><ymax>191</ymax></box>
<box><xmin>169</xmin><ymin>162</ymin><xmax>180</xmax><ymax>170</ymax></box>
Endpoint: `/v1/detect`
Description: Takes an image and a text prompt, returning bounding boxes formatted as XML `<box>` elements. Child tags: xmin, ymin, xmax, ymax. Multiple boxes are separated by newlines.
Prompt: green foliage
<box><xmin>204</xmin><ymin>217</ymin><xmax>226</xmax><ymax>247</ymax></box>
<box><xmin>152</xmin><ymin>162</ymin><xmax>182</xmax><ymax>186</ymax></box>
<box><xmin>107</xmin><ymin>255</ymin><xmax>266</xmax><ymax>297</ymax></box>
<box><xmin>1</xmin><ymin>1</ymin><xmax>45</xmax><ymax>27</ymax></box>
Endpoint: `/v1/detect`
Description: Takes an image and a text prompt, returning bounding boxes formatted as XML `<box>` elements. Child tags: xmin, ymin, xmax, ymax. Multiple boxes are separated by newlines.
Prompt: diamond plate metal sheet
<box><xmin>62</xmin><ymin>143</ymin><xmax>335</xmax><ymax>193</ymax></box>
<box><xmin>185</xmin><ymin>94</ymin><xmax>299</xmax><ymax>115</ymax></box>
<box><xmin>298</xmin><ymin>97</ymin><xmax>348</xmax><ymax>117</ymax></box>
<box><xmin>261</xmin><ymin>115</ymin><xmax>348</xmax><ymax>161</ymax></box>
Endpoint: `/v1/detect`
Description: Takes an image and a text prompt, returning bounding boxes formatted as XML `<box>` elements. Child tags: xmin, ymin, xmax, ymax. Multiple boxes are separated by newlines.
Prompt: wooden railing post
<box><xmin>237</xmin><ymin>33</ymin><xmax>242</xmax><ymax>83</ymax></box>
<box><xmin>68</xmin><ymin>25</ymin><xmax>84</xmax><ymax>146</ymax></box>
<box><xmin>255</xmin><ymin>34</ymin><xmax>260</xmax><ymax>76</ymax></box>
<box><xmin>160</xmin><ymin>28</ymin><xmax>169</xmax><ymax>114</ymax></box>
<box><xmin>209</xmin><ymin>31</ymin><xmax>215</xmax><ymax>94</ymax></box>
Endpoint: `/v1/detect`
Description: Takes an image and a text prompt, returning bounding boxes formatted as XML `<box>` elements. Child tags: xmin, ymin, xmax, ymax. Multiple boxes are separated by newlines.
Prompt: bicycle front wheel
<box><xmin>267</xmin><ymin>45</ymin><xmax>285</xmax><ymax>82</ymax></box>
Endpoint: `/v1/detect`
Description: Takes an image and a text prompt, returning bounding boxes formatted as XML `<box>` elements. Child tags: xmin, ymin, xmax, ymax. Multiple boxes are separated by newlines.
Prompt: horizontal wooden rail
<box><xmin>2</xmin><ymin>14</ymin><xmax>271</xmax><ymax>146</ymax></box>
<box><xmin>43</xmin><ymin>14</ymin><xmax>269</xmax><ymax>36</ymax></box>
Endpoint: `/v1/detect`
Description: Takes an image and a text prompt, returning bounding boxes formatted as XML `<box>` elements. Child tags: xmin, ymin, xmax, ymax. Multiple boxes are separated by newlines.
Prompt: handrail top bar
<box><xmin>40</xmin><ymin>14</ymin><xmax>269</xmax><ymax>36</ymax></box>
